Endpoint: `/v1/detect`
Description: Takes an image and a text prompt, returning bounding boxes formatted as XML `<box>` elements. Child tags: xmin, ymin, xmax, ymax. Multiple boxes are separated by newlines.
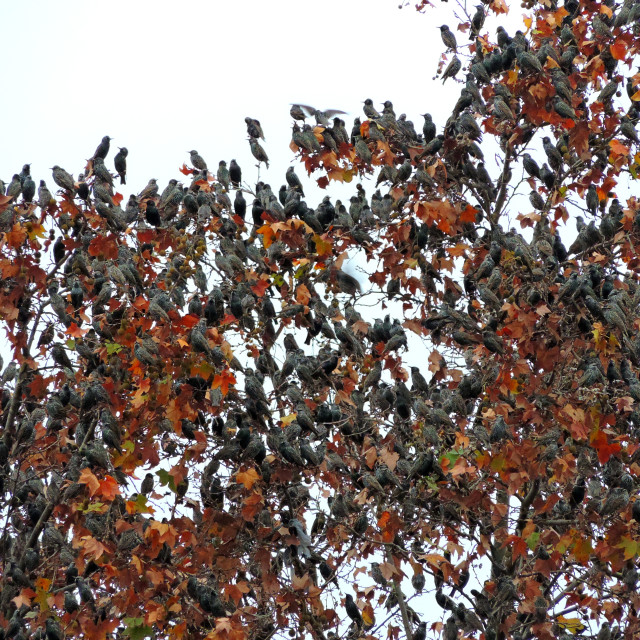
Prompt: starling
<box><xmin>245</xmin><ymin>116</ymin><xmax>265</xmax><ymax>140</ymax></box>
<box><xmin>51</xmin><ymin>344</ymin><xmax>73</xmax><ymax>371</ymax></box>
<box><xmin>529</xmin><ymin>190</ymin><xmax>545</xmax><ymax>210</ymax></box>
<box><xmin>290</xmin><ymin>104</ymin><xmax>306</xmax><ymax>121</ymax></box>
<box><xmin>620</xmin><ymin>120</ymin><xmax>640</xmax><ymax>144</ymax></box>
<box><xmin>410</xmin><ymin>366</ymin><xmax>430</xmax><ymax>395</ymax></box>
<box><xmin>285</xmin><ymin>166</ymin><xmax>305</xmax><ymax>196</ymax></box>
<box><xmin>76</xmin><ymin>577</ymin><xmax>95</xmax><ymax>605</ymax></box>
<box><xmin>470</xmin><ymin>4</ymin><xmax>485</xmax><ymax>39</ymax></box>
<box><xmin>22</xmin><ymin>176</ymin><xmax>36</xmax><ymax>202</ymax></box>
<box><xmin>45</xmin><ymin>618</ymin><xmax>63</xmax><ymax>640</ymax></box>
<box><xmin>51</xmin><ymin>166</ymin><xmax>75</xmax><ymax>192</ymax></box>
<box><xmin>144</xmin><ymin>200</ymin><xmax>161</xmax><ymax>227</ymax></box>
<box><xmin>412</xmin><ymin>573</ymin><xmax>426</xmax><ymax>592</ymax></box>
<box><xmin>138</xmin><ymin>178</ymin><xmax>159</xmax><ymax>201</ymax></box>
<box><xmin>188</xmin><ymin>150</ymin><xmax>208</xmax><ymax>173</ymax></box>
<box><xmin>64</xmin><ymin>591</ymin><xmax>79</xmax><ymax>614</ymax></box>
<box><xmin>439</xmin><ymin>25</ymin><xmax>458</xmax><ymax>52</ymax></box>
<box><xmin>493</xmin><ymin>96</ymin><xmax>515</xmax><ymax>121</ymax></box>
<box><xmin>553</xmin><ymin>96</ymin><xmax>576</xmax><ymax>120</ymax></box>
<box><xmin>540</xmin><ymin>163</ymin><xmax>555</xmax><ymax>189</ymax></box>
<box><xmin>592</xmin><ymin>15</ymin><xmax>613</xmax><ymax>38</ymax></box>
<box><xmin>345</xmin><ymin>594</ymin><xmax>363</xmax><ymax>627</ymax></box>
<box><xmin>355</xmin><ymin>137</ymin><xmax>372</xmax><ymax>163</ymax></box>
<box><xmin>6</xmin><ymin>173</ymin><xmax>22</xmax><ymax>199</ymax></box>
<box><xmin>114</xmin><ymin>147</ymin><xmax>128</xmax><ymax>184</ymax></box>
<box><xmin>230</xmin><ymin>191</ymin><xmax>246</xmax><ymax>221</ymax></box>
<box><xmin>228</xmin><ymin>159</ymin><xmax>242</xmax><ymax>187</ymax></box>
<box><xmin>93</xmin><ymin>156</ymin><xmax>114</xmax><ymax>186</ymax></box>
<box><xmin>76</xmin><ymin>174</ymin><xmax>90</xmax><ymax>201</ymax></box>
<box><xmin>471</xmin><ymin>61</ymin><xmax>491</xmax><ymax>84</ymax></box>
<box><xmin>522</xmin><ymin>153</ymin><xmax>541</xmax><ymax>179</ymax></box>
<box><xmin>217</xmin><ymin>160</ymin><xmax>230</xmax><ymax>189</ymax></box>
<box><xmin>335</xmin><ymin>270</ymin><xmax>361</xmax><ymax>295</ymax></box>
<box><xmin>70</xmin><ymin>280</ymin><xmax>84</xmax><ymax>309</ymax></box>
<box><xmin>598</xmin><ymin>81</ymin><xmax>618</xmax><ymax>103</ymax></box>
<box><xmin>600</xmin><ymin>487</ymin><xmax>629</xmax><ymax>517</ymax></box>
<box><xmin>517</xmin><ymin>50</ymin><xmax>542</xmax><ymax>74</ymax></box>
<box><xmin>542</xmin><ymin>136</ymin><xmax>563</xmax><ymax>170</ymax></box>
<box><xmin>38</xmin><ymin>180</ymin><xmax>53</xmax><ymax>209</ymax></box>
<box><xmin>422</xmin><ymin>113</ymin><xmax>436</xmax><ymax>142</ymax></box>
<box><xmin>371</xmin><ymin>562</ymin><xmax>388</xmax><ymax>587</ymax></box>
<box><xmin>363</xmin><ymin>98</ymin><xmax>380</xmax><ymax>119</ymax></box>
<box><xmin>586</xmin><ymin>184</ymin><xmax>599</xmax><ymax>215</ymax></box>
<box><xmin>496</xmin><ymin>25</ymin><xmax>511</xmax><ymax>47</ymax></box>
<box><xmin>93</xmin><ymin>135</ymin><xmax>112</xmax><ymax>160</ymax></box>
<box><xmin>249</xmin><ymin>137</ymin><xmax>269</xmax><ymax>168</ymax></box>
<box><xmin>442</xmin><ymin>55</ymin><xmax>461</xmax><ymax>83</ymax></box>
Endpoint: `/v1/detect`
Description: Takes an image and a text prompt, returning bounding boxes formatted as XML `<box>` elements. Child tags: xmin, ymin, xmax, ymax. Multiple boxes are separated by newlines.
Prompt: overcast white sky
<box><xmin>0</xmin><ymin>0</ymin><xmax>523</xmax><ymax>200</ymax></box>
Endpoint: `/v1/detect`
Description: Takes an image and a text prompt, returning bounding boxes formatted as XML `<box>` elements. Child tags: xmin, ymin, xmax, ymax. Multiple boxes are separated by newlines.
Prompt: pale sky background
<box><xmin>0</xmin><ymin>0</ymin><xmax>524</xmax><ymax>204</ymax></box>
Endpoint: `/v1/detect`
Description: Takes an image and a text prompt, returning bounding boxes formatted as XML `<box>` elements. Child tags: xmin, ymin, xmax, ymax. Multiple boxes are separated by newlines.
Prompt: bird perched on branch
<box><xmin>246</xmin><ymin>117</ymin><xmax>265</xmax><ymax>140</ymax></box>
<box><xmin>92</xmin><ymin>135</ymin><xmax>112</xmax><ymax>160</ymax></box>
<box><xmin>114</xmin><ymin>147</ymin><xmax>128</xmax><ymax>184</ymax></box>
<box><xmin>189</xmin><ymin>150</ymin><xmax>208</xmax><ymax>173</ymax></box>
<box><xmin>439</xmin><ymin>25</ymin><xmax>458</xmax><ymax>52</ymax></box>
<box><xmin>250</xmin><ymin>138</ymin><xmax>269</xmax><ymax>168</ymax></box>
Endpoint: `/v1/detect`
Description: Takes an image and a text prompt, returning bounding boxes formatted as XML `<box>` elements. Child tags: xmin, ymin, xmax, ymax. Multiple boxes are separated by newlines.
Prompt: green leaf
<box><xmin>618</xmin><ymin>536</ymin><xmax>638</xmax><ymax>560</ymax></box>
<box><xmin>131</xmin><ymin>493</ymin><xmax>153</xmax><ymax>514</ymax></box>
<box><xmin>526</xmin><ymin>532</ymin><xmax>541</xmax><ymax>550</ymax></box>
<box><xmin>123</xmin><ymin>618</ymin><xmax>153</xmax><ymax>640</ymax></box>
<box><xmin>157</xmin><ymin>469</ymin><xmax>175</xmax><ymax>491</ymax></box>
<box><xmin>106</xmin><ymin>341</ymin><xmax>123</xmax><ymax>354</ymax></box>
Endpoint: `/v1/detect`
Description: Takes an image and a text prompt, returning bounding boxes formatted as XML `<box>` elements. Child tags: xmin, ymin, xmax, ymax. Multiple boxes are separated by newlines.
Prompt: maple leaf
<box><xmin>79</xmin><ymin>468</ymin><xmax>101</xmax><ymax>497</ymax></box>
<box><xmin>236</xmin><ymin>468</ymin><xmax>260</xmax><ymax>490</ymax></box>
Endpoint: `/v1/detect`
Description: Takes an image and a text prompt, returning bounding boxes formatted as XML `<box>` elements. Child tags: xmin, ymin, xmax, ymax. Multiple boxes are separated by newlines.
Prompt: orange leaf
<box><xmin>236</xmin><ymin>469</ymin><xmax>260</xmax><ymax>490</ymax></box>
<box><xmin>12</xmin><ymin>589</ymin><xmax>35</xmax><ymax>608</ymax></box>
<box><xmin>610</xmin><ymin>139</ymin><xmax>630</xmax><ymax>157</ymax></box>
<box><xmin>66</xmin><ymin>322</ymin><xmax>88</xmax><ymax>338</ymax></box>
<box><xmin>250</xmin><ymin>278</ymin><xmax>270</xmax><ymax>298</ymax></box>
<box><xmin>99</xmin><ymin>475</ymin><xmax>120</xmax><ymax>501</ymax></box>
<box><xmin>611</xmin><ymin>40</ymin><xmax>627</xmax><ymax>61</ymax></box>
<box><xmin>6</xmin><ymin>224</ymin><xmax>27</xmax><ymax>249</ymax></box>
<box><xmin>295</xmin><ymin>284</ymin><xmax>311</xmax><ymax>305</ymax></box>
<box><xmin>79</xmin><ymin>468</ymin><xmax>100</xmax><ymax>497</ymax></box>
<box><xmin>79</xmin><ymin>535</ymin><xmax>107</xmax><ymax>562</ymax></box>
<box><xmin>257</xmin><ymin>223</ymin><xmax>276</xmax><ymax>249</ymax></box>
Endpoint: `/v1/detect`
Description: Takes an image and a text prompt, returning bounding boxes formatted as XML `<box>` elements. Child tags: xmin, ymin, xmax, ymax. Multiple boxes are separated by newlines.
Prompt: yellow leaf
<box><xmin>362</xmin><ymin>604</ymin><xmax>375</xmax><ymax>629</ymax></box>
<box><xmin>557</xmin><ymin>616</ymin><xmax>585</xmax><ymax>632</ymax></box>
<box><xmin>280</xmin><ymin>414</ymin><xmax>297</xmax><ymax>426</ymax></box>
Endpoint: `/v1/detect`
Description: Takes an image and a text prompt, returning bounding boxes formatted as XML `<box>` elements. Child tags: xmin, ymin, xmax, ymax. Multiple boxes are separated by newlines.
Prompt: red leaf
<box><xmin>66</xmin><ymin>322</ymin><xmax>88</xmax><ymax>338</ymax></box>
<box><xmin>611</xmin><ymin>40</ymin><xmax>627</xmax><ymax>61</ymax></box>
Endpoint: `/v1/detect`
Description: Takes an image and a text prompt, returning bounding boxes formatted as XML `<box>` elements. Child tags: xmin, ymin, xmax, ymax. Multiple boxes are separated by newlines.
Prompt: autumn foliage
<box><xmin>3</xmin><ymin>0</ymin><xmax>640</xmax><ymax>639</ymax></box>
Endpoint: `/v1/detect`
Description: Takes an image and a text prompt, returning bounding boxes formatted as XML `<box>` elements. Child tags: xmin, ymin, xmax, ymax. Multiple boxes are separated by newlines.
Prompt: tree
<box><xmin>2</xmin><ymin>0</ymin><xmax>640</xmax><ymax>638</ymax></box>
